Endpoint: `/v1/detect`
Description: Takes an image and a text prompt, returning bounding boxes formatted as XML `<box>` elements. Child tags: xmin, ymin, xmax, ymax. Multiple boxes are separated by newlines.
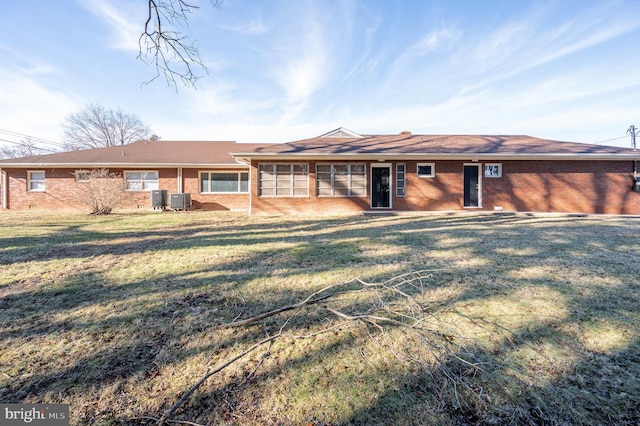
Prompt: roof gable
<box><xmin>318</xmin><ymin>127</ymin><xmax>363</xmax><ymax>138</ymax></box>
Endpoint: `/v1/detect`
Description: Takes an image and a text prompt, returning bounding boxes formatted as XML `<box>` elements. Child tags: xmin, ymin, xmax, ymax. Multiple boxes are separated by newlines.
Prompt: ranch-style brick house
<box><xmin>1</xmin><ymin>128</ymin><xmax>640</xmax><ymax>215</ymax></box>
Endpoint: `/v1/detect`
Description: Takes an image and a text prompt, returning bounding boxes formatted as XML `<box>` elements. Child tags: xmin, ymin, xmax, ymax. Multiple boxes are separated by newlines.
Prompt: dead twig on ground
<box><xmin>157</xmin><ymin>269</ymin><xmax>492</xmax><ymax>425</ymax></box>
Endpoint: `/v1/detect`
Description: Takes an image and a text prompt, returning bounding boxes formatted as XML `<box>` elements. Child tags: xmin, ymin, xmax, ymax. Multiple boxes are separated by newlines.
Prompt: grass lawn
<box><xmin>0</xmin><ymin>211</ymin><xmax>639</xmax><ymax>425</ymax></box>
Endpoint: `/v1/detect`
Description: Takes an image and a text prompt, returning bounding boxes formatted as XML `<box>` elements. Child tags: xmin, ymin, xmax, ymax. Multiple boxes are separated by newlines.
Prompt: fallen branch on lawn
<box><xmin>157</xmin><ymin>269</ymin><xmax>483</xmax><ymax>425</ymax></box>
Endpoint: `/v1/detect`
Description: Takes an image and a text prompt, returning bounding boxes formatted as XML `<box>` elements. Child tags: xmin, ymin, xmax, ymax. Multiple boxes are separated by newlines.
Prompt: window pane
<box><xmin>317</xmin><ymin>165</ymin><xmax>331</xmax><ymax>173</ymax></box>
<box><xmin>127</xmin><ymin>182</ymin><xmax>142</xmax><ymax>191</ymax></box>
<box><xmin>143</xmin><ymin>171</ymin><xmax>158</xmax><ymax>180</ymax></box>
<box><xmin>126</xmin><ymin>172</ymin><xmax>141</xmax><ymax>181</ymax></box>
<box><xmin>143</xmin><ymin>181</ymin><xmax>159</xmax><ymax>190</ymax></box>
<box><xmin>30</xmin><ymin>171</ymin><xmax>45</xmax><ymax>181</ymax></box>
<box><xmin>294</xmin><ymin>164</ymin><xmax>308</xmax><ymax>174</ymax></box>
<box><xmin>30</xmin><ymin>181</ymin><xmax>45</xmax><ymax>191</ymax></box>
<box><xmin>260</xmin><ymin>186</ymin><xmax>274</xmax><ymax>196</ymax></box>
<box><xmin>351</xmin><ymin>164</ymin><xmax>365</xmax><ymax>174</ymax></box>
<box><xmin>417</xmin><ymin>165</ymin><xmax>433</xmax><ymax>176</ymax></box>
<box><xmin>200</xmin><ymin>173</ymin><xmax>209</xmax><ymax>192</ymax></box>
<box><xmin>334</xmin><ymin>165</ymin><xmax>348</xmax><ymax>175</ymax></box>
<box><xmin>276</xmin><ymin>187</ymin><xmax>291</xmax><ymax>196</ymax></box>
<box><xmin>351</xmin><ymin>186</ymin><xmax>367</xmax><ymax>196</ymax></box>
<box><xmin>211</xmin><ymin>173</ymin><xmax>239</xmax><ymax>192</ymax></box>
<box><xmin>240</xmin><ymin>173</ymin><xmax>249</xmax><ymax>192</ymax></box>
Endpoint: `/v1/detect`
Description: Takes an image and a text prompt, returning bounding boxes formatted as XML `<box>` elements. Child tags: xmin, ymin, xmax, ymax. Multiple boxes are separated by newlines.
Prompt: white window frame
<box><xmin>199</xmin><ymin>171</ymin><xmax>249</xmax><ymax>193</ymax></box>
<box><xmin>124</xmin><ymin>170</ymin><xmax>159</xmax><ymax>192</ymax></box>
<box><xmin>27</xmin><ymin>170</ymin><xmax>46</xmax><ymax>192</ymax></box>
<box><xmin>396</xmin><ymin>163</ymin><xmax>406</xmax><ymax>197</ymax></box>
<box><xmin>316</xmin><ymin>163</ymin><xmax>367</xmax><ymax>197</ymax></box>
<box><xmin>484</xmin><ymin>163</ymin><xmax>502</xmax><ymax>178</ymax></box>
<box><xmin>417</xmin><ymin>163</ymin><xmax>435</xmax><ymax>178</ymax></box>
<box><xmin>259</xmin><ymin>163</ymin><xmax>309</xmax><ymax>197</ymax></box>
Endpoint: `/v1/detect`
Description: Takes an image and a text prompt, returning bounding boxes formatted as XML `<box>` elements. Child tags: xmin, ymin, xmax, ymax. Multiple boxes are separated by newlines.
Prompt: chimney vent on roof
<box><xmin>400</xmin><ymin>131</ymin><xmax>412</xmax><ymax>135</ymax></box>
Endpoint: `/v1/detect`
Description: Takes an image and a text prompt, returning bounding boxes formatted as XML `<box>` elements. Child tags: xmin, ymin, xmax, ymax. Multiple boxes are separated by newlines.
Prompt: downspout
<box><xmin>177</xmin><ymin>167</ymin><xmax>183</xmax><ymax>193</ymax></box>
<box><xmin>0</xmin><ymin>169</ymin><xmax>6</xmax><ymax>209</ymax></box>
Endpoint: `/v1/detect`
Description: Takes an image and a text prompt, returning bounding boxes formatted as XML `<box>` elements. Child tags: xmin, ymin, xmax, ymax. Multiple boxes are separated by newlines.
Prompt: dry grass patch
<box><xmin>0</xmin><ymin>211</ymin><xmax>639</xmax><ymax>425</ymax></box>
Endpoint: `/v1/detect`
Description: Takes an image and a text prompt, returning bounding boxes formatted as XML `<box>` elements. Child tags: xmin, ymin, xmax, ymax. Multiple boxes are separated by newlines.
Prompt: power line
<box><xmin>0</xmin><ymin>137</ymin><xmax>57</xmax><ymax>153</ymax></box>
<box><xmin>0</xmin><ymin>128</ymin><xmax>65</xmax><ymax>148</ymax></box>
<box><xmin>591</xmin><ymin>135</ymin><xmax>629</xmax><ymax>145</ymax></box>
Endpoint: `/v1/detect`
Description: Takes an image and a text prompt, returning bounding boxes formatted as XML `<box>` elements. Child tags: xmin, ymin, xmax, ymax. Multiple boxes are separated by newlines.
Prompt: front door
<box><xmin>371</xmin><ymin>166</ymin><xmax>391</xmax><ymax>208</ymax></box>
<box><xmin>463</xmin><ymin>165</ymin><xmax>480</xmax><ymax>207</ymax></box>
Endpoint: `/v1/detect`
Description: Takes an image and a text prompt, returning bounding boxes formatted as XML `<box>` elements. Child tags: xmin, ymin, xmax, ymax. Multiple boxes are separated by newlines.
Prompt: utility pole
<box><xmin>628</xmin><ymin>125</ymin><xmax>637</xmax><ymax>150</ymax></box>
<box><xmin>629</xmin><ymin>125</ymin><xmax>640</xmax><ymax>191</ymax></box>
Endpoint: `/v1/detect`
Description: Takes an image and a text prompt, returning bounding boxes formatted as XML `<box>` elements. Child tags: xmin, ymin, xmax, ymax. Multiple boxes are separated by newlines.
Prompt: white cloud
<box><xmin>0</xmin><ymin>69</ymin><xmax>79</xmax><ymax>143</ymax></box>
<box><xmin>79</xmin><ymin>0</ymin><xmax>141</xmax><ymax>51</ymax></box>
<box><xmin>220</xmin><ymin>14</ymin><xmax>268</xmax><ymax>35</ymax></box>
<box><xmin>461</xmin><ymin>3</ymin><xmax>640</xmax><ymax>91</ymax></box>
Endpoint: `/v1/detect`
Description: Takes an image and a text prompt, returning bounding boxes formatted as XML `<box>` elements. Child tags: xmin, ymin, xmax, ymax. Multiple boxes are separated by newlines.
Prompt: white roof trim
<box><xmin>231</xmin><ymin>152</ymin><xmax>640</xmax><ymax>161</ymax></box>
<box><xmin>318</xmin><ymin>127</ymin><xmax>363</xmax><ymax>138</ymax></box>
<box><xmin>0</xmin><ymin>163</ymin><xmax>250</xmax><ymax>168</ymax></box>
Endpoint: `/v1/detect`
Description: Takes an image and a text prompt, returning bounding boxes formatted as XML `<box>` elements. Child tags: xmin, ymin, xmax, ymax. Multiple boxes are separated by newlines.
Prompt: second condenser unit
<box><xmin>170</xmin><ymin>193</ymin><xmax>191</xmax><ymax>210</ymax></box>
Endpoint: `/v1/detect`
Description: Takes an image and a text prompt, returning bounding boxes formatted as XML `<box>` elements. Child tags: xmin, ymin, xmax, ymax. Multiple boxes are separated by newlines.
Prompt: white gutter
<box><xmin>0</xmin><ymin>162</ymin><xmax>250</xmax><ymax>168</ymax></box>
<box><xmin>230</xmin><ymin>152</ymin><xmax>640</xmax><ymax>162</ymax></box>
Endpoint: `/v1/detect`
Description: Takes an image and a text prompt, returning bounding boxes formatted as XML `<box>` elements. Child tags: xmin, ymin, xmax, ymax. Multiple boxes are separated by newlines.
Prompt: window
<box><xmin>396</xmin><ymin>164</ymin><xmax>406</xmax><ymax>197</ymax></box>
<box><xmin>485</xmin><ymin>163</ymin><xmax>502</xmax><ymax>178</ymax></box>
<box><xmin>259</xmin><ymin>164</ymin><xmax>308</xmax><ymax>197</ymax></box>
<box><xmin>28</xmin><ymin>171</ymin><xmax>45</xmax><ymax>192</ymax></box>
<box><xmin>316</xmin><ymin>164</ymin><xmax>366</xmax><ymax>197</ymax></box>
<box><xmin>417</xmin><ymin>163</ymin><xmax>435</xmax><ymax>178</ymax></box>
<box><xmin>200</xmin><ymin>172</ymin><xmax>249</xmax><ymax>193</ymax></box>
<box><xmin>125</xmin><ymin>171</ymin><xmax>159</xmax><ymax>191</ymax></box>
<box><xmin>75</xmin><ymin>170</ymin><xmax>91</xmax><ymax>182</ymax></box>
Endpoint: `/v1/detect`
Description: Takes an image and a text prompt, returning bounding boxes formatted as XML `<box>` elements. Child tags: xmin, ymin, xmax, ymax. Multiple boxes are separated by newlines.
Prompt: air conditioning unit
<box><xmin>633</xmin><ymin>177</ymin><xmax>640</xmax><ymax>193</ymax></box>
<box><xmin>151</xmin><ymin>190</ymin><xmax>167</xmax><ymax>209</ymax></box>
<box><xmin>170</xmin><ymin>193</ymin><xmax>191</xmax><ymax>210</ymax></box>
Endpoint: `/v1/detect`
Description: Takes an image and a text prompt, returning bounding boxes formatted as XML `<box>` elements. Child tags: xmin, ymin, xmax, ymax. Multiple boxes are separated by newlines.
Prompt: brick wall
<box><xmin>4</xmin><ymin>160</ymin><xmax>638</xmax><ymax>214</ymax></box>
<box><xmin>182</xmin><ymin>168</ymin><xmax>250</xmax><ymax>211</ymax></box>
<box><xmin>249</xmin><ymin>159</ymin><xmax>640</xmax><ymax>215</ymax></box>
<box><xmin>2</xmin><ymin>167</ymin><xmax>251</xmax><ymax>212</ymax></box>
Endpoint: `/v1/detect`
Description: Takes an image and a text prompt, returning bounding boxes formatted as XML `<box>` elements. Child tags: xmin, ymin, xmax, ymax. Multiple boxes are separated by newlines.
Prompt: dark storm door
<box><xmin>371</xmin><ymin>167</ymin><xmax>390</xmax><ymax>208</ymax></box>
<box><xmin>463</xmin><ymin>165</ymin><xmax>480</xmax><ymax>207</ymax></box>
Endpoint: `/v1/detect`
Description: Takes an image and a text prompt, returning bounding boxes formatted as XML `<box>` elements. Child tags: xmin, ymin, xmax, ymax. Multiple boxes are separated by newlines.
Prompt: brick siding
<box><xmin>249</xmin><ymin>160</ymin><xmax>640</xmax><ymax>215</ymax></box>
<box><xmin>3</xmin><ymin>160</ymin><xmax>639</xmax><ymax>215</ymax></box>
<box><xmin>1</xmin><ymin>167</ymin><xmax>251</xmax><ymax>212</ymax></box>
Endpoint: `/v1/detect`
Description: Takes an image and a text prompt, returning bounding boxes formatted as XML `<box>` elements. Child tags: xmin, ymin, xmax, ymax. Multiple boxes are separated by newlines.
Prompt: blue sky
<box><xmin>1</xmin><ymin>0</ymin><xmax>640</xmax><ymax>151</ymax></box>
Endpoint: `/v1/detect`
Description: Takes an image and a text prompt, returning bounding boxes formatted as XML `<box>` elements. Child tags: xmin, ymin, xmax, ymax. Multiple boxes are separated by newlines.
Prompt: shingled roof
<box><xmin>0</xmin><ymin>140</ymin><xmax>265</xmax><ymax>167</ymax></box>
<box><xmin>232</xmin><ymin>131</ymin><xmax>640</xmax><ymax>161</ymax></box>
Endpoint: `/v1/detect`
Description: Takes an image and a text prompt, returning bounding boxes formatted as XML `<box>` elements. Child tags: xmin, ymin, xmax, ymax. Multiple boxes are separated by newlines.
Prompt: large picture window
<box><xmin>316</xmin><ymin>164</ymin><xmax>367</xmax><ymax>197</ymax></box>
<box><xmin>200</xmin><ymin>172</ymin><xmax>248</xmax><ymax>193</ymax></box>
<box><xmin>125</xmin><ymin>171</ymin><xmax>159</xmax><ymax>191</ymax></box>
<box><xmin>259</xmin><ymin>164</ymin><xmax>308</xmax><ymax>197</ymax></box>
<box><xmin>28</xmin><ymin>171</ymin><xmax>45</xmax><ymax>192</ymax></box>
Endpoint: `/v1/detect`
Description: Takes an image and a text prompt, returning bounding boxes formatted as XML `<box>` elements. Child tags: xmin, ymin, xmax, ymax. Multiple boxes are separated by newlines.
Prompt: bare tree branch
<box><xmin>0</xmin><ymin>137</ymin><xmax>50</xmax><ymax>158</ymax></box>
<box><xmin>156</xmin><ymin>270</ymin><xmax>488</xmax><ymax>425</ymax></box>
<box><xmin>62</xmin><ymin>104</ymin><xmax>152</xmax><ymax>151</ymax></box>
<box><xmin>139</xmin><ymin>0</ymin><xmax>223</xmax><ymax>89</ymax></box>
<box><xmin>69</xmin><ymin>168</ymin><xmax>133</xmax><ymax>215</ymax></box>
